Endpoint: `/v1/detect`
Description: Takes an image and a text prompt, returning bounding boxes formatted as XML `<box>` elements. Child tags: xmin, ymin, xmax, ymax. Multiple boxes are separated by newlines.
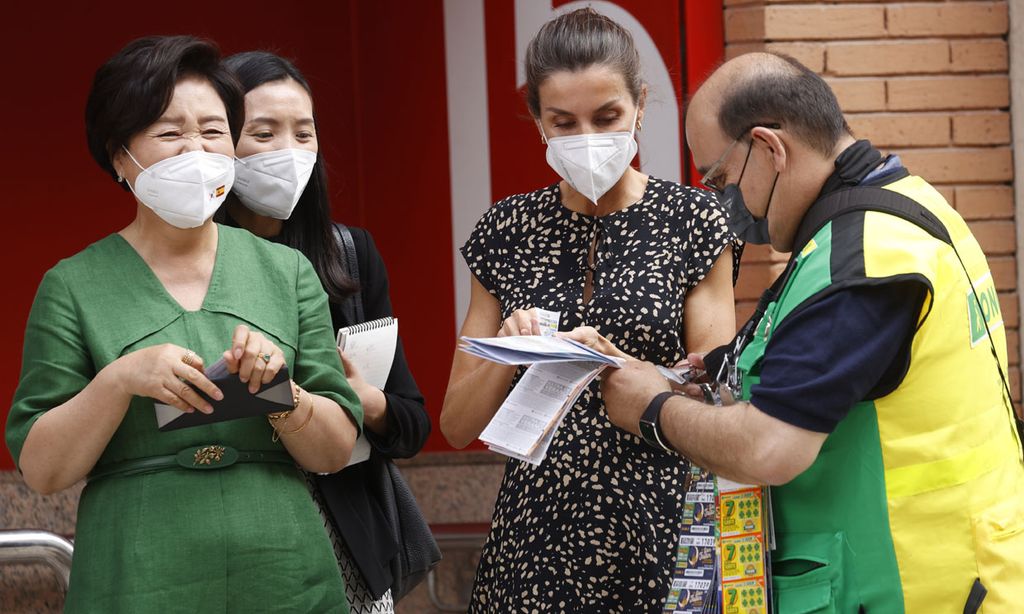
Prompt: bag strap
<box><xmin>332</xmin><ymin>223</ymin><xmax>365</xmax><ymax>324</ymax></box>
<box><xmin>792</xmin><ymin>185</ymin><xmax>951</xmax><ymax>252</ymax></box>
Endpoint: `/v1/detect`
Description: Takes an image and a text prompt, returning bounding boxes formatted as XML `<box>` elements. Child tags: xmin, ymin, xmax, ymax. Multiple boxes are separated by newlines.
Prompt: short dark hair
<box><xmin>524</xmin><ymin>7</ymin><xmax>642</xmax><ymax>118</ymax></box>
<box><xmin>717</xmin><ymin>53</ymin><xmax>849</xmax><ymax>156</ymax></box>
<box><xmin>219</xmin><ymin>51</ymin><xmax>358</xmax><ymax>302</ymax></box>
<box><xmin>85</xmin><ymin>35</ymin><xmax>243</xmax><ymax>187</ymax></box>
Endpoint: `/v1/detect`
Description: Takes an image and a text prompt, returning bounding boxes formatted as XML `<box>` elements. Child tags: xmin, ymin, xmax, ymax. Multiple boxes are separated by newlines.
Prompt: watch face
<box><xmin>639</xmin><ymin>420</ymin><xmax>662</xmax><ymax>450</ymax></box>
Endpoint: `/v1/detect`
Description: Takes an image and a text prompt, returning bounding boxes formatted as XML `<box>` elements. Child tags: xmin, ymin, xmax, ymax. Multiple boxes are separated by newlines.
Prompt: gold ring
<box><xmin>258</xmin><ymin>352</ymin><xmax>272</xmax><ymax>364</ymax></box>
<box><xmin>181</xmin><ymin>350</ymin><xmax>196</xmax><ymax>367</ymax></box>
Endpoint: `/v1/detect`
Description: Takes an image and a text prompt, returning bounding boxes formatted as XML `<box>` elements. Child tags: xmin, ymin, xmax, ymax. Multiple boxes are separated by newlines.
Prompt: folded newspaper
<box><xmin>460</xmin><ymin>335</ymin><xmax>625</xmax><ymax>465</ymax></box>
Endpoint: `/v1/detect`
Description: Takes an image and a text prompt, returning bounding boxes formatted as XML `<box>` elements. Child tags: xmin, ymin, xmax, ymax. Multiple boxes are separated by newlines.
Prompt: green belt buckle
<box><xmin>176</xmin><ymin>445</ymin><xmax>239</xmax><ymax>470</ymax></box>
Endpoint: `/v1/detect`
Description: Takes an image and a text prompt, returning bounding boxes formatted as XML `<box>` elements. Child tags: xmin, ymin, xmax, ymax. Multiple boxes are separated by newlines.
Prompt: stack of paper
<box><xmin>460</xmin><ymin>335</ymin><xmax>625</xmax><ymax>465</ymax></box>
<box><xmin>460</xmin><ymin>335</ymin><xmax>625</xmax><ymax>367</ymax></box>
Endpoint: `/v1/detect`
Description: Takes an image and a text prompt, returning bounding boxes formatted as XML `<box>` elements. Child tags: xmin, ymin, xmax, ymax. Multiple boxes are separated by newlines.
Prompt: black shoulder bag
<box><xmin>331</xmin><ymin>223</ymin><xmax>442</xmax><ymax>601</ymax></box>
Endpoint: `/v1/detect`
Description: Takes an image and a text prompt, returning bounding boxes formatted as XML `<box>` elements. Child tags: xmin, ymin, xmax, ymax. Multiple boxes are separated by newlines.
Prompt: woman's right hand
<box><xmin>558</xmin><ymin>326</ymin><xmax>630</xmax><ymax>360</ymax></box>
<box><xmin>497</xmin><ymin>308</ymin><xmax>541</xmax><ymax>337</ymax></box>
<box><xmin>114</xmin><ymin>344</ymin><xmax>223</xmax><ymax>414</ymax></box>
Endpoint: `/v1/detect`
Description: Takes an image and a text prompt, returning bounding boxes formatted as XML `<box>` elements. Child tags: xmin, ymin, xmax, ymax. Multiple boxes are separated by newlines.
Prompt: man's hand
<box><xmin>600</xmin><ymin>361</ymin><xmax>671</xmax><ymax>436</ymax></box>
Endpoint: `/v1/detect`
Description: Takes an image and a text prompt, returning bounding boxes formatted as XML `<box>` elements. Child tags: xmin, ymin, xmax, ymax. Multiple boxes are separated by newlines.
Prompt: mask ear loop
<box><xmin>119</xmin><ymin>146</ymin><xmax>147</xmax><ymax>199</ymax></box>
<box><xmin>121</xmin><ymin>146</ymin><xmax>146</xmax><ymax>172</ymax></box>
<box><xmin>747</xmin><ymin>124</ymin><xmax>784</xmax><ymax>220</ymax></box>
<box><xmin>735</xmin><ymin>138</ymin><xmax>754</xmax><ymax>187</ymax></box>
<box><xmin>762</xmin><ymin>172</ymin><xmax>780</xmax><ymax>220</ymax></box>
<box><xmin>735</xmin><ymin>138</ymin><xmax>780</xmax><ymax>222</ymax></box>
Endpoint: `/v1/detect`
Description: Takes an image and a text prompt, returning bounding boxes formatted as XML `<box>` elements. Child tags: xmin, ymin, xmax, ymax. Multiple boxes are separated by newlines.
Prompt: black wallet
<box><xmin>153</xmin><ymin>357</ymin><xmax>293</xmax><ymax>431</ymax></box>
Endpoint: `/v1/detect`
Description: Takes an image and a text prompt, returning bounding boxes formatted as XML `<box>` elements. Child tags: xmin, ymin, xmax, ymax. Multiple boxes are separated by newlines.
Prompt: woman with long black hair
<box><xmin>219</xmin><ymin>51</ymin><xmax>430</xmax><ymax>614</ymax></box>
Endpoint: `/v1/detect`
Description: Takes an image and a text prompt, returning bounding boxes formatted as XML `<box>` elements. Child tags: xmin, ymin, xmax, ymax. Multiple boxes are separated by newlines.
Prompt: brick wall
<box><xmin>722</xmin><ymin>0</ymin><xmax>1019</xmax><ymax>405</ymax></box>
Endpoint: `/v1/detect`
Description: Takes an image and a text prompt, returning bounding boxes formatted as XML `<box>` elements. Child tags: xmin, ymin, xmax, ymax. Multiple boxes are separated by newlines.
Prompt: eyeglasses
<box><xmin>698</xmin><ymin>123</ymin><xmax>782</xmax><ymax>194</ymax></box>
<box><xmin>699</xmin><ymin>138</ymin><xmax>741</xmax><ymax>194</ymax></box>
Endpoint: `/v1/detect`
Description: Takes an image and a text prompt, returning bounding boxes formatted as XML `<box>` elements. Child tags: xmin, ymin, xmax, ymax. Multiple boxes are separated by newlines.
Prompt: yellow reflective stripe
<box><xmin>885</xmin><ymin>432</ymin><xmax>1019</xmax><ymax>498</ymax></box>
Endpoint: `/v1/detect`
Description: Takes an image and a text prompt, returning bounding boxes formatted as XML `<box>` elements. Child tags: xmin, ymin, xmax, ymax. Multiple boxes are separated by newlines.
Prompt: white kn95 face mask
<box><xmin>542</xmin><ymin>108</ymin><xmax>639</xmax><ymax>205</ymax></box>
<box><xmin>123</xmin><ymin>147</ymin><xmax>234</xmax><ymax>229</ymax></box>
<box><xmin>232</xmin><ymin>148</ymin><xmax>318</xmax><ymax>220</ymax></box>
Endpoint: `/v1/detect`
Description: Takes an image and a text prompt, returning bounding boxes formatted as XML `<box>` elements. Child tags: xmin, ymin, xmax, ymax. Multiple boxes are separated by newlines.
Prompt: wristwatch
<box><xmin>639</xmin><ymin>391</ymin><xmax>679</xmax><ymax>454</ymax></box>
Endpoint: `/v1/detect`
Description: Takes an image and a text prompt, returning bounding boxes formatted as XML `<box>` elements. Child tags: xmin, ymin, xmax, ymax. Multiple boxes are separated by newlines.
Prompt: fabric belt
<box><xmin>88</xmin><ymin>445</ymin><xmax>294</xmax><ymax>483</ymax></box>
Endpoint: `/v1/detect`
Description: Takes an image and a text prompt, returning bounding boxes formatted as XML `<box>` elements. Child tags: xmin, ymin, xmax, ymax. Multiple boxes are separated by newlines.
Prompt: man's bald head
<box><xmin>690</xmin><ymin>52</ymin><xmax>849</xmax><ymax>157</ymax></box>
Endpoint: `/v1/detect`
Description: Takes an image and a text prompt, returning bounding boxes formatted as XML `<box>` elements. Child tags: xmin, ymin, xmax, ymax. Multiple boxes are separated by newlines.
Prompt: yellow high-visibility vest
<box><xmin>737</xmin><ymin>174</ymin><xmax>1024</xmax><ymax>613</ymax></box>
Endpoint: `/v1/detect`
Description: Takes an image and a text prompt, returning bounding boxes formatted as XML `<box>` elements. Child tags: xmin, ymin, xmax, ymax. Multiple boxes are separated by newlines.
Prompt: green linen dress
<box><xmin>6</xmin><ymin>224</ymin><xmax>363</xmax><ymax>613</ymax></box>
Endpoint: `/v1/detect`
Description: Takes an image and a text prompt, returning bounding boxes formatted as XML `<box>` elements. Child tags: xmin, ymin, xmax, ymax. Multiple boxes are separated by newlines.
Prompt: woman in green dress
<box><xmin>5</xmin><ymin>36</ymin><xmax>362</xmax><ymax>613</ymax></box>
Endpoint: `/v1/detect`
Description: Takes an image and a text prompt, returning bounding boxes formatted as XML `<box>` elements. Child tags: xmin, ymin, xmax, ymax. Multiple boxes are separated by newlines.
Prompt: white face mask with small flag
<box><xmin>541</xmin><ymin>108</ymin><xmax>639</xmax><ymax>205</ymax></box>
<box><xmin>123</xmin><ymin>147</ymin><xmax>234</xmax><ymax>229</ymax></box>
<box><xmin>232</xmin><ymin>148</ymin><xmax>318</xmax><ymax>220</ymax></box>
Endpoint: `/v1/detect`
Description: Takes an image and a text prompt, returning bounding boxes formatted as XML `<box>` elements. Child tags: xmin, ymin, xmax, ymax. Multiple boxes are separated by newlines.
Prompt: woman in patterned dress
<box><xmin>441</xmin><ymin>9</ymin><xmax>739</xmax><ymax>612</ymax></box>
<box><xmin>220</xmin><ymin>51</ymin><xmax>431</xmax><ymax>614</ymax></box>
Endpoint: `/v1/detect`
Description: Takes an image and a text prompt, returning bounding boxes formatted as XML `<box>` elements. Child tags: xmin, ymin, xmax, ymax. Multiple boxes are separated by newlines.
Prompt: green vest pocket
<box><xmin>772</xmin><ymin>532</ymin><xmax>860</xmax><ymax>614</ymax></box>
<box><xmin>775</xmin><ymin>581</ymin><xmax>833</xmax><ymax>614</ymax></box>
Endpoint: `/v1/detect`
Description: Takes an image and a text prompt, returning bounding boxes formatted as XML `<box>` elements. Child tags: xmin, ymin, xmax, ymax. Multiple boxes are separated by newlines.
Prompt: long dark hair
<box><xmin>221</xmin><ymin>50</ymin><xmax>358</xmax><ymax>301</ymax></box>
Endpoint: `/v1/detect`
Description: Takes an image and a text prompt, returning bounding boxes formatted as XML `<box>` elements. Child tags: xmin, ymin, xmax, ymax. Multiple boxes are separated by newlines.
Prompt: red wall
<box><xmin>0</xmin><ymin>1</ymin><xmax>721</xmax><ymax>469</ymax></box>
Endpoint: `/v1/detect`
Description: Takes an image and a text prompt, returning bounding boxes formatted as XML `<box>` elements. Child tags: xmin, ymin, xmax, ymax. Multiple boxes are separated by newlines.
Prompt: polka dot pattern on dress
<box><xmin>461</xmin><ymin>177</ymin><xmax>740</xmax><ymax>613</ymax></box>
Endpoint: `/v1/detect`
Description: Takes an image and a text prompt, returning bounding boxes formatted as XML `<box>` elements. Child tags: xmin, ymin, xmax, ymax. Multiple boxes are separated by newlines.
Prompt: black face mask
<box><xmin>721</xmin><ymin>140</ymin><xmax>778</xmax><ymax>245</ymax></box>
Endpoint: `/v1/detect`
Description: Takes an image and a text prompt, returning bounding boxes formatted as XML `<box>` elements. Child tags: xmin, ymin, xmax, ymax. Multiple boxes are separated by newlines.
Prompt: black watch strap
<box><xmin>639</xmin><ymin>390</ymin><xmax>679</xmax><ymax>454</ymax></box>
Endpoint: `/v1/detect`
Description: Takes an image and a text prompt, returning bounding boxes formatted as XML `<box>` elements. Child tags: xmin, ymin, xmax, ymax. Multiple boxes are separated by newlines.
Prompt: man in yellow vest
<box><xmin>601</xmin><ymin>52</ymin><xmax>1024</xmax><ymax>612</ymax></box>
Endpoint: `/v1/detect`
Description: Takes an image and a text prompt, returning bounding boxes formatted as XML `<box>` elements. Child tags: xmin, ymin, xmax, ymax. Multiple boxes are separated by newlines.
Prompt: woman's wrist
<box><xmin>267</xmin><ymin>380</ymin><xmax>301</xmax><ymax>420</ymax></box>
<box><xmin>358</xmin><ymin>385</ymin><xmax>389</xmax><ymax>435</ymax></box>
<box><xmin>98</xmin><ymin>355</ymin><xmax>134</xmax><ymax>403</ymax></box>
<box><xmin>268</xmin><ymin>385</ymin><xmax>314</xmax><ymax>441</ymax></box>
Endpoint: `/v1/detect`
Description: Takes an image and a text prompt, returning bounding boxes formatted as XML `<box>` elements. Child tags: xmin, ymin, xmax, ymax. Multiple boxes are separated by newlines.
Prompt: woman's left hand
<box><xmin>224</xmin><ymin>324</ymin><xmax>287</xmax><ymax>394</ymax></box>
<box><xmin>557</xmin><ymin>326</ymin><xmax>631</xmax><ymax>360</ymax></box>
<box><xmin>338</xmin><ymin>348</ymin><xmax>388</xmax><ymax>434</ymax></box>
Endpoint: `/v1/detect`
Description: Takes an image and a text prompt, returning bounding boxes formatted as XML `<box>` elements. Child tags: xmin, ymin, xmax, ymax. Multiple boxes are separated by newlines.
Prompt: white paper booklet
<box><xmin>337</xmin><ymin>317</ymin><xmax>398</xmax><ymax>466</ymax></box>
<box><xmin>460</xmin><ymin>334</ymin><xmax>625</xmax><ymax>465</ymax></box>
<box><xmin>480</xmin><ymin>360</ymin><xmax>605</xmax><ymax>464</ymax></box>
<box><xmin>459</xmin><ymin>335</ymin><xmax>624</xmax><ymax>368</ymax></box>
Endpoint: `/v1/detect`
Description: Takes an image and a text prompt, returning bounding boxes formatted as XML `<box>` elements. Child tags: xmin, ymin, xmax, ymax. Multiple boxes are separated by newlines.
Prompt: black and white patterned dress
<box><xmin>303</xmin><ymin>471</ymin><xmax>395</xmax><ymax>614</ymax></box>
<box><xmin>461</xmin><ymin>178</ymin><xmax>738</xmax><ymax>613</ymax></box>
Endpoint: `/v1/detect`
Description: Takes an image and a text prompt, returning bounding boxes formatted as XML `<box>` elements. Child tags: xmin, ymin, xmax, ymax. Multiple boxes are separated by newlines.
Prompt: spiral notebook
<box><xmin>337</xmin><ymin>317</ymin><xmax>398</xmax><ymax>465</ymax></box>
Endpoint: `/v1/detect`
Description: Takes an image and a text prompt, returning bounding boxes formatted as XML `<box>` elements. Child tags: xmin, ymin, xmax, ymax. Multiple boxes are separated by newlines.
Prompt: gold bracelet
<box><xmin>271</xmin><ymin>389</ymin><xmax>315</xmax><ymax>442</ymax></box>
<box><xmin>267</xmin><ymin>382</ymin><xmax>302</xmax><ymax>424</ymax></box>
<box><xmin>282</xmin><ymin>390</ymin><xmax>316</xmax><ymax>435</ymax></box>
